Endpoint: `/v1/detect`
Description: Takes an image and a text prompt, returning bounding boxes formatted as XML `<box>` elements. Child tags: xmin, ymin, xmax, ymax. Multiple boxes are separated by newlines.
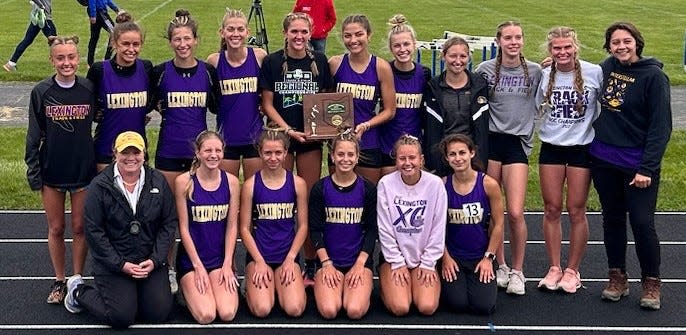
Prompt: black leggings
<box><xmin>76</xmin><ymin>265</ymin><xmax>173</xmax><ymax>328</ymax></box>
<box><xmin>87</xmin><ymin>9</ymin><xmax>114</xmax><ymax>65</ymax></box>
<box><xmin>440</xmin><ymin>258</ymin><xmax>497</xmax><ymax>315</ymax></box>
<box><xmin>591</xmin><ymin>160</ymin><xmax>661</xmax><ymax>278</ymax></box>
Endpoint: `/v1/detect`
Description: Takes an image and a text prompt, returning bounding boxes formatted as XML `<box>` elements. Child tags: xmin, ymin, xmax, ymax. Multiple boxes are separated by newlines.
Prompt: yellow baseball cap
<box><xmin>114</xmin><ymin>131</ymin><xmax>145</xmax><ymax>153</ymax></box>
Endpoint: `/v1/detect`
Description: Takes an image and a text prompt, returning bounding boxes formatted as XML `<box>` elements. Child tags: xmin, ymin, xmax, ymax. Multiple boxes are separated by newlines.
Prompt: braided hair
<box><xmin>281</xmin><ymin>12</ymin><xmax>319</xmax><ymax>77</ymax></box>
<box><xmin>492</xmin><ymin>21</ymin><xmax>532</xmax><ymax>97</ymax></box>
<box><xmin>543</xmin><ymin>27</ymin><xmax>585</xmax><ymax>115</ymax></box>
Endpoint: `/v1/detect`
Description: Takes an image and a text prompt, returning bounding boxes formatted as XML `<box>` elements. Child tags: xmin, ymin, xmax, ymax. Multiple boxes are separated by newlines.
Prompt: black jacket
<box><xmin>595</xmin><ymin>56</ymin><xmax>672</xmax><ymax>177</ymax></box>
<box><xmin>423</xmin><ymin>70</ymin><xmax>490</xmax><ymax>176</ymax></box>
<box><xmin>84</xmin><ymin>163</ymin><xmax>177</xmax><ymax>275</ymax></box>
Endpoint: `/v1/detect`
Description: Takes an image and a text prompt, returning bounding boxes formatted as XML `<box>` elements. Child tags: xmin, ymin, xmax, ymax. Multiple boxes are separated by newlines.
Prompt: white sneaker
<box><xmin>168</xmin><ymin>268</ymin><xmax>178</xmax><ymax>294</ymax></box>
<box><xmin>3</xmin><ymin>62</ymin><xmax>16</xmax><ymax>72</ymax></box>
<box><xmin>506</xmin><ymin>270</ymin><xmax>526</xmax><ymax>295</ymax></box>
<box><xmin>64</xmin><ymin>274</ymin><xmax>84</xmax><ymax>313</ymax></box>
<box><xmin>496</xmin><ymin>264</ymin><xmax>511</xmax><ymax>289</ymax></box>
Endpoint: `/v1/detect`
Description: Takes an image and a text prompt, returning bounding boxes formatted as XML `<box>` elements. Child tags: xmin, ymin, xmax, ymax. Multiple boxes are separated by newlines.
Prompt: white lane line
<box><xmin>3</xmin><ymin>276</ymin><xmax>686</xmax><ymax>283</ymax></box>
<box><xmin>0</xmin><ymin>323</ymin><xmax>684</xmax><ymax>332</ymax></box>
<box><xmin>6</xmin><ymin>239</ymin><xmax>686</xmax><ymax>246</ymax></box>
<box><xmin>136</xmin><ymin>0</ymin><xmax>173</xmax><ymax>23</ymax></box>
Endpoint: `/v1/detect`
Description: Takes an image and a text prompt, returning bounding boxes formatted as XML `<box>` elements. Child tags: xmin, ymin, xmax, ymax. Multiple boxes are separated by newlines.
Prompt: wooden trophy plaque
<box><xmin>302</xmin><ymin>92</ymin><xmax>354</xmax><ymax>140</ymax></box>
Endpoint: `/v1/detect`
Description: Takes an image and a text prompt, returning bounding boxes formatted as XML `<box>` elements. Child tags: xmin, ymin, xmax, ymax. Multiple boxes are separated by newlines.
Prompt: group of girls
<box><xmin>25</xmin><ymin>2</ymin><xmax>671</xmax><ymax>326</ymax></box>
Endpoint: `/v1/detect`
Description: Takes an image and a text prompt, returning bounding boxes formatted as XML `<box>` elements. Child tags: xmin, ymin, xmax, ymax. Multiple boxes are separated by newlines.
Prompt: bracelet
<box><xmin>320</xmin><ymin>258</ymin><xmax>332</xmax><ymax>266</ymax></box>
<box><xmin>285</xmin><ymin>127</ymin><xmax>293</xmax><ymax>135</ymax></box>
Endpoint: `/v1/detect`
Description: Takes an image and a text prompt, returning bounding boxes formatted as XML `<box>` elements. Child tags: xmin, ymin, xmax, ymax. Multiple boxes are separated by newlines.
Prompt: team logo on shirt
<box><xmin>602</xmin><ymin>72</ymin><xmax>634</xmax><ymax>111</ymax></box>
<box><xmin>107</xmin><ymin>91</ymin><xmax>147</xmax><ymax>109</ymax></box>
<box><xmin>392</xmin><ymin>196</ymin><xmax>427</xmax><ymax>235</ymax></box>
<box><xmin>448</xmin><ymin>202</ymin><xmax>483</xmax><ymax>225</ymax></box>
<box><xmin>191</xmin><ymin>204</ymin><xmax>229</xmax><ymax>223</ymax></box>
<box><xmin>336</xmin><ymin>82</ymin><xmax>376</xmax><ymax>101</ymax></box>
<box><xmin>547</xmin><ymin>86</ymin><xmax>590</xmax><ymax>124</ymax></box>
<box><xmin>325</xmin><ymin>207</ymin><xmax>363</xmax><ymax>224</ymax></box>
<box><xmin>45</xmin><ymin>104</ymin><xmax>91</xmax><ymax>132</ymax></box>
<box><xmin>275</xmin><ymin>69</ymin><xmax>319</xmax><ymax>108</ymax></box>
<box><xmin>256</xmin><ymin>202</ymin><xmax>295</xmax><ymax>220</ymax></box>
<box><xmin>220</xmin><ymin>77</ymin><xmax>258</xmax><ymax>95</ymax></box>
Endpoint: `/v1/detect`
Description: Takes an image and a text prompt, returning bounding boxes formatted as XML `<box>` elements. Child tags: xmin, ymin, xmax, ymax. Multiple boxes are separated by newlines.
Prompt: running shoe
<box><xmin>495</xmin><ymin>264</ymin><xmax>511</xmax><ymax>289</ymax></box>
<box><xmin>64</xmin><ymin>275</ymin><xmax>84</xmax><ymax>313</ymax></box>
<box><xmin>537</xmin><ymin>266</ymin><xmax>563</xmax><ymax>291</ymax></box>
<box><xmin>46</xmin><ymin>280</ymin><xmax>67</xmax><ymax>304</ymax></box>
<box><xmin>558</xmin><ymin>268</ymin><xmax>582</xmax><ymax>294</ymax></box>
<box><xmin>506</xmin><ymin>270</ymin><xmax>526</xmax><ymax>295</ymax></box>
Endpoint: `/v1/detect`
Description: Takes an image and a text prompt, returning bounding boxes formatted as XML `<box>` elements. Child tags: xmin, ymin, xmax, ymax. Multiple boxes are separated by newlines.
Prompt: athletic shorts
<box><xmin>488</xmin><ymin>132</ymin><xmax>528</xmax><ymax>165</ymax></box>
<box><xmin>357</xmin><ymin>148</ymin><xmax>383</xmax><ymax>168</ymax></box>
<box><xmin>538</xmin><ymin>142</ymin><xmax>590</xmax><ymax>168</ymax></box>
<box><xmin>379</xmin><ymin>153</ymin><xmax>395</xmax><ymax>168</ymax></box>
<box><xmin>51</xmin><ymin>186</ymin><xmax>88</xmax><ymax>194</ymax></box>
<box><xmin>245</xmin><ymin>253</ymin><xmax>300</xmax><ymax>271</ymax></box>
<box><xmin>224</xmin><ymin>144</ymin><xmax>259</xmax><ymax>160</ymax></box>
<box><xmin>288</xmin><ymin>141</ymin><xmax>323</xmax><ymax>155</ymax></box>
<box><xmin>95</xmin><ymin>153</ymin><xmax>114</xmax><ymax>165</ymax></box>
<box><xmin>155</xmin><ymin>156</ymin><xmax>193</xmax><ymax>172</ymax></box>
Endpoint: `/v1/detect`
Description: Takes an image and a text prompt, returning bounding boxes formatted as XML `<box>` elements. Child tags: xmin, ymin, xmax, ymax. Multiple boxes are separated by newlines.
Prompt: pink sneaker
<box><xmin>537</xmin><ymin>266</ymin><xmax>563</xmax><ymax>291</ymax></box>
<box><xmin>558</xmin><ymin>268</ymin><xmax>582</xmax><ymax>294</ymax></box>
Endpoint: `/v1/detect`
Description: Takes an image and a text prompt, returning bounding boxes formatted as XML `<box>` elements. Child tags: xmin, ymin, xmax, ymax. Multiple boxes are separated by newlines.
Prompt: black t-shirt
<box><xmin>258</xmin><ymin>49</ymin><xmax>333</xmax><ymax>131</ymax></box>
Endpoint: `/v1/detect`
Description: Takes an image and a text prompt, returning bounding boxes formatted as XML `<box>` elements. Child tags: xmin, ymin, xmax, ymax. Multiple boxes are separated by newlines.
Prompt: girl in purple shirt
<box><xmin>239</xmin><ymin>128</ymin><xmax>308</xmax><ymax>318</ymax></box>
<box><xmin>175</xmin><ymin>131</ymin><xmax>240</xmax><ymax>324</ymax></box>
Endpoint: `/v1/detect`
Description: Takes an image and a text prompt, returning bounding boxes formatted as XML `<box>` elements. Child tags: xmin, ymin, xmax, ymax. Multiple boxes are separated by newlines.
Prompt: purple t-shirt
<box><xmin>335</xmin><ymin>54</ymin><xmax>381</xmax><ymax>150</ymax></box>
<box><xmin>216</xmin><ymin>48</ymin><xmax>262</xmax><ymax>146</ymax></box>
<box><xmin>445</xmin><ymin>172</ymin><xmax>491</xmax><ymax>261</ymax></box>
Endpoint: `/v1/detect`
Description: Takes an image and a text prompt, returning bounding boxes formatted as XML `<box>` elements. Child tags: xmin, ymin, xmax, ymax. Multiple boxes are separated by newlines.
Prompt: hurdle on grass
<box><xmin>416</xmin><ymin>31</ymin><xmax>498</xmax><ymax>76</ymax></box>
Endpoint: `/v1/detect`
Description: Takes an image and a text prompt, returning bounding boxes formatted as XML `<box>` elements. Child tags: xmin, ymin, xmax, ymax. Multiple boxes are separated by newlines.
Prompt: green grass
<box><xmin>3</xmin><ymin>127</ymin><xmax>685</xmax><ymax>210</ymax></box>
<box><xmin>0</xmin><ymin>0</ymin><xmax>685</xmax><ymax>83</ymax></box>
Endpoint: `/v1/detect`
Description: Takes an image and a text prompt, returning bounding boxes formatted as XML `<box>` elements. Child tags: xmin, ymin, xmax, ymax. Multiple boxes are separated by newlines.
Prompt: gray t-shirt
<box><xmin>535</xmin><ymin>59</ymin><xmax>603</xmax><ymax>146</ymax></box>
<box><xmin>475</xmin><ymin>59</ymin><xmax>542</xmax><ymax>150</ymax></box>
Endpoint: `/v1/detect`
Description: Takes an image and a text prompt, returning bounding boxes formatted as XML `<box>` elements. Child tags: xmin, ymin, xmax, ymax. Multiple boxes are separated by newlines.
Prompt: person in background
<box><xmin>206</xmin><ymin>8</ymin><xmax>267</xmax><ymax>180</ymax></box>
<box><xmin>64</xmin><ymin>131</ymin><xmax>176</xmax><ymax>328</ymax></box>
<box><xmin>439</xmin><ymin>134</ymin><xmax>504</xmax><ymax>315</ymax></box>
<box><xmin>175</xmin><ymin>131</ymin><xmax>240</xmax><ymax>324</ymax></box>
<box><xmin>86</xmin><ymin>0</ymin><xmax>122</xmax><ymax>66</ymax></box>
<box><xmin>591</xmin><ymin>22</ymin><xmax>671</xmax><ymax>310</ymax></box>
<box><xmin>4</xmin><ymin>0</ymin><xmax>57</xmax><ymax>72</ymax></box>
<box><xmin>309</xmin><ymin>130</ymin><xmax>377</xmax><ymax>319</ymax></box>
<box><xmin>25</xmin><ymin>35</ymin><xmax>95</xmax><ymax>305</ymax></box>
<box><xmin>239</xmin><ymin>128</ymin><xmax>308</xmax><ymax>318</ymax></box>
<box><xmin>88</xmin><ymin>11</ymin><xmax>153</xmax><ymax>172</ymax></box>
<box><xmin>377</xmin><ymin>135</ymin><xmax>447</xmax><ymax>316</ymax></box>
<box><xmin>293</xmin><ymin>0</ymin><xmax>336</xmax><ymax>53</ymax></box>
<box><xmin>329</xmin><ymin>14</ymin><xmax>396</xmax><ymax>185</ymax></box>
<box><xmin>474</xmin><ymin>21</ymin><xmax>541</xmax><ymax>296</ymax></box>
<box><xmin>151</xmin><ymin>8</ymin><xmax>218</xmax><ymax>295</ymax></box>
<box><xmin>379</xmin><ymin>14</ymin><xmax>430</xmax><ymax>177</ymax></box>
<box><xmin>535</xmin><ymin>26</ymin><xmax>602</xmax><ymax>294</ymax></box>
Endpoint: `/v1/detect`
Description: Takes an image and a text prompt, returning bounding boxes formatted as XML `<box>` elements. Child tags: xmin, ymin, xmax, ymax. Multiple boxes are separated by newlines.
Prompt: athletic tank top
<box><xmin>252</xmin><ymin>171</ymin><xmax>297</xmax><ymax>264</ymax></box>
<box><xmin>177</xmin><ymin>172</ymin><xmax>231</xmax><ymax>272</ymax></box>
<box><xmin>379</xmin><ymin>62</ymin><xmax>425</xmax><ymax>155</ymax></box>
<box><xmin>156</xmin><ymin>60</ymin><xmax>209</xmax><ymax>159</ymax></box>
<box><xmin>322</xmin><ymin>176</ymin><xmax>365</xmax><ymax>267</ymax></box>
<box><xmin>216</xmin><ymin>48</ymin><xmax>262</xmax><ymax>146</ymax></box>
<box><xmin>94</xmin><ymin>59</ymin><xmax>148</xmax><ymax>156</ymax></box>
<box><xmin>334</xmin><ymin>54</ymin><xmax>381</xmax><ymax>150</ymax></box>
<box><xmin>445</xmin><ymin>172</ymin><xmax>491</xmax><ymax>261</ymax></box>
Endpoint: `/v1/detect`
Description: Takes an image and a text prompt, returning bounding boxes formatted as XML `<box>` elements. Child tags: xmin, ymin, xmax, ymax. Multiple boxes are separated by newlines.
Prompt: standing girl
<box><xmin>592</xmin><ymin>22</ymin><xmax>671</xmax><ymax>310</ymax></box>
<box><xmin>175</xmin><ymin>131</ymin><xmax>240</xmax><ymax>324</ymax></box>
<box><xmin>309</xmin><ymin>130</ymin><xmax>377</xmax><ymax>319</ymax></box>
<box><xmin>4</xmin><ymin>0</ymin><xmax>57</xmax><ymax>72</ymax></box>
<box><xmin>25</xmin><ymin>35</ymin><xmax>95</xmax><ymax>304</ymax></box>
<box><xmin>380</xmin><ymin>14</ymin><xmax>430</xmax><ymax>176</ymax></box>
<box><xmin>85</xmin><ymin>0</ymin><xmax>121</xmax><ymax>66</ymax></box>
<box><xmin>259</xmin><ymin>12</ymin><xmax>333</xmax><ymax>283</ymax></box>
<box><xmin>423</xmin><ymin>37</ymin><xmax>489</xmax><ymax>177</ymax></box>
<box><xmin>88</xmin><ymin>11</ymin><xmax>153</xmax><ymax>172</ymax></box>
<box><xmin>206</xmin><ymin>8</ymin><xmax>267</xmax><ymax>180</ymax></box>
<box><xmin>239</xmin><ymin>128</ymin><xmax>308</xmax><ymax>318</ymax></box>
<box><xmin>329</xmin><ymin>14</ymin><xmax>396</xmax><ymax>184</ymax></box>
<box><xmin>440</xmin><ymin>134</ymin><xmax>504</xmax><ymax>315</ymax></box>
<box><xmin>151</xmin><ymin>9</ymin><xmax>217</xmax><ymax>293</ymax></box>
<box><xmin>474</xmin><ymin>21</ymin><xmax>542</xmax><ymax>295</ymax></box>
<box><xmin>535</xmin><ymin>27</ymin><xmax>602</xmax><ymax>294</ymax></box>
<box><xmin>377</xmin><ymin>135</ymin><xmax>447</xmax><ymax>316</ymax></box>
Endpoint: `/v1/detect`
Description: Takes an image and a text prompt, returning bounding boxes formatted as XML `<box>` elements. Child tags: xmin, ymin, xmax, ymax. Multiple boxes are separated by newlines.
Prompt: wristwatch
<box><xmin>484</xmin><ymin>251</ymin><xmax>496</xmax><ymax>261</ymax></box>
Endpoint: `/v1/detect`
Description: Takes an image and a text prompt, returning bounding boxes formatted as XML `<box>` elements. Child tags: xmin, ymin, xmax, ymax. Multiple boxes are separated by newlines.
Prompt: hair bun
<box><xmin>175</xmin><ymin>9</ymin><xmax>191</xmax><ymax>18</ymax></box>
<box><xmin>115</xmin><ymin>11</ymin><xmax>132</xmax><ymax>24</ymax></box>
<box><xmin>388</xmin><ymin>14</ymin><xmax>407</xmax><ymax>27</ymax></box>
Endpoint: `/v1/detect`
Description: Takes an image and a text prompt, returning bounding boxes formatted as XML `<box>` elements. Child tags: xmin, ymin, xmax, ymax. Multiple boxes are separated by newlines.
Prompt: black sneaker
<box><xmin>47</xmin><ymin>280</ymin><xmax>67</xmax><ymax>304</ymax></box>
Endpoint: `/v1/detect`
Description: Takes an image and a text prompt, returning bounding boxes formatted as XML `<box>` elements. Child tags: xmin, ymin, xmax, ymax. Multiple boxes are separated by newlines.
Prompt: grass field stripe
<box><xmin>0</xmin><ymin>324</ymin><xmax>685</xmax><ymax>332</ymax></box>
<box><xmin>136</xmin><ymin>0</ymin><xmax>174</xmax><ymax>23</ymax></box>
<box><xmin>603</xmin><ymin>0</ymin><xmax>686</xmax><ymax>17</ymax></box>
<box><xmin>0</xmin><ymin>0</ymin><xmax>19</xmax><ymax>6</ymax></box>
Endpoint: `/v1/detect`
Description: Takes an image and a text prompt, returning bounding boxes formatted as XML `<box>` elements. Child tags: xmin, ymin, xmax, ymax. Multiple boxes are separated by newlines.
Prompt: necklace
<box><xmin>122</xmin><ymin>180</ymin><xmax>138</xmax><ymax>187</ymax></box>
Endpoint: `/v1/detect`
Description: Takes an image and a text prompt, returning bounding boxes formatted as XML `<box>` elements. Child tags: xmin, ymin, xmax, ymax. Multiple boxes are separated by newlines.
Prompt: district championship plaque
<box><xmin>303</xmin><ymin>92</ymin><xmax>354</xmax><ymax>140</ymax></box>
